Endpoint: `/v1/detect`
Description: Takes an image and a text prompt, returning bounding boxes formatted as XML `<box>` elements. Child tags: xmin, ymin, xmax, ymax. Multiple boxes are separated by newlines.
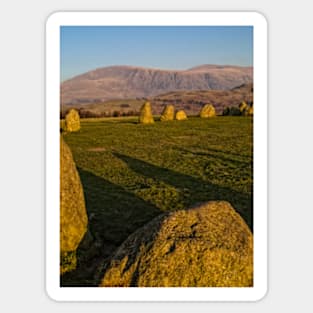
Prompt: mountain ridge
<box><xmin>61</xmin><ymin>64</ymin><xmax>253</xmax><ymax>106</ymax></box>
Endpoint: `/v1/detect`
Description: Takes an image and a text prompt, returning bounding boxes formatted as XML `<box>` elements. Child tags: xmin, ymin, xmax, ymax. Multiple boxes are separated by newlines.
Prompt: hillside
<box><xmin>62</xmin><ymin>83</ymin><xmax>253</xmax><ymax>117</ymax></box>
<box><xmin>61</xmin><ymin>65</ymin><xmax>253</xmax><ymax>106</ymax></box>
<box><xmin>151</xmin><ymin>82</ymin><xmax>253</xmax><ymax>115</ymax></box>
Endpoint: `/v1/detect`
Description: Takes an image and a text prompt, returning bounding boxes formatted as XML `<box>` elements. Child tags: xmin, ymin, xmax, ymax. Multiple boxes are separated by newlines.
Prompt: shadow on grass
<box><xmin>113</xmin><ymin>153</ymin><xmax>253</xmax><ymax>231</ymax></box>
<box><xmin>171</xmin><ymin>144</ymin><xmax>253</xmax><ymax>161</ymax></box>
<box><xmin>61</xmin><ymin>168</ymin><xmax>160</xmax><ymax>287</ymax></box>
<box><xmin>175</xmin><ymin>147</ymin><xmax>252</xmax><ymax>167</ymax></box>
<box><xmin>61</xmin><ymin>154</ymin><xmax>253</xmax><ymax>287</ymax></box>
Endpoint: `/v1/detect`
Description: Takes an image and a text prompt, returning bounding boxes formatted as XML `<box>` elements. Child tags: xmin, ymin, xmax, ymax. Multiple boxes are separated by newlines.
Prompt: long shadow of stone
<box><xmin>175</xmin><ymin>147</ymin><xmax>252</xmax><ymax>167</ymax></box>
<box><xmin>202</xmin><ymin>146</ymin><xmax>253</xmax><ymax>160</ymax></box>
<box><xmin>61</xmin><ymin>154</ymin><xmax>253</xmax><ymax>286</ymax></box>
<box><xmin>113</xmin><ymin>153</ymin><xmax>253</xmax><ymax>232</ymax></box>
<box><xmin>61</xmin><ymin>168</ymin><xmax>160</xmax><ymax>287</ymax></box>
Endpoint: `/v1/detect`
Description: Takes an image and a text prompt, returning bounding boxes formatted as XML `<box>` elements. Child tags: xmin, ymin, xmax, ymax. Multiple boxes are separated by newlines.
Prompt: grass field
<box><xmin>61</xmin><ymin>116</ymin><xmax>253</xmax><ymax>286</ymax></box>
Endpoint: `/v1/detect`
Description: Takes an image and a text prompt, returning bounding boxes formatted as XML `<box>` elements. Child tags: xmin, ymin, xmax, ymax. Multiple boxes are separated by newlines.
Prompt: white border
<box><xmin>46</xmin><ymin>11</ymin><xmax>267</xmax><ymax>302</ymax></box>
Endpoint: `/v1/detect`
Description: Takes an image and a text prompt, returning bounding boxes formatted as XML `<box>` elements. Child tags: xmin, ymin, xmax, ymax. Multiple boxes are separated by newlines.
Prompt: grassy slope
<box><xmin>61</xmin><ymin>116</ymin><xmax>253</xmax><ymax>286</ymax></box>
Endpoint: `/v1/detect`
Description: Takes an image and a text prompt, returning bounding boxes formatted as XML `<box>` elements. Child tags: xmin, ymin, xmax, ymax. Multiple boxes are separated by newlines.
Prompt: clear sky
<box><xmin>60</xmin><ymin>26</ymin><xmax>253</xmax><ymax>81</ymax></box>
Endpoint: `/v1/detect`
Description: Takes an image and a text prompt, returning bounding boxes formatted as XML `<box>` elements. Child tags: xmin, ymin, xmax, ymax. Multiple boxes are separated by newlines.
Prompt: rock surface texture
<box><xmin>64</xmin><ymin>109</ymin><xmax>81</xmax><ymax>132</ymax></box>
<box><xmin>200</xmin><ymin>104</ymin><xmax>216</xmax><ymax>118</ymax></box>
<box><xmin>60</xmin><ymin>136</ymin><xmax>88</xmax><ymax>274</ymax></box>
<box><xmin>138</xmin><ymin>102</ymin><xmax>154</xmax><ymax>124</ymax></box>
<box><xmin>100</xmin><ymin>201</ymin><xmax>253</xmax><ymax>287</ymax></box>
<box><xmin>175</xmin><ymin>110</ymin><xmax>188</xmax><ymax>121</ymax></box>
<box><xmin>160</xmin><ymin>104</ymin><xmax>175</xmax><ymax>121</ymax></box>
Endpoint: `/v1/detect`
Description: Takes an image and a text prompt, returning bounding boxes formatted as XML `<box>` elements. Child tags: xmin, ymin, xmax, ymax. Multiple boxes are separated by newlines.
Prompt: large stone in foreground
<box><xmin>200</xmin><ymin>104</ymin><xmax>216</xmax><ymax>118</ymax></box>
<box><xmin>139</xmin><ymin>102</ymin><xmax>154</xmax><ymax>124</ymax></box>
<box><xmin>100</xmin><ymin>201</ymin><xmax>253</xmax><ymax>287</ymax></box>
<box><xmin>60</xmin><ymin>136</ymin><xmax>88</xmax><ymax>274</ymax></box>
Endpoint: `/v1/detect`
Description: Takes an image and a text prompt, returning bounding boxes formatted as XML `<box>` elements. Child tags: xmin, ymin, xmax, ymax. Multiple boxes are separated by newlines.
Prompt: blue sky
<box><xmin>60</xmin><ymin>26</ymin><xmax>253</xmax><ymax>81</ymax></box>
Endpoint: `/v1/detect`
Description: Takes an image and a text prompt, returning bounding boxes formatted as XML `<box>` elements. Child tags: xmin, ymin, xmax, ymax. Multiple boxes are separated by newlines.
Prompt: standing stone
<box><xmin>239</xmin><ymin>101</ymin><xmax>248</xmax><ymax>113</ymax></box>
<box><xmin>175</xmin><ymin>110</ymin><xmax>188</xmax><ymax>121</ymax></box>
<box><xmin>64</xmin><ymin>109</ymin><xmax>81</xmax><ymax>132</ymax></box>
<box><xmin>160</xmin><ymin>104</ymin><xmax>175</xmax><ymax>121</ymax></box>
<box><xmin>139</xmin><ymin>102</ymin><xmax>154</xmax><ymax>124</ymax></box>
<box><xmin>99</xmin><ymin>201</ymin><xmax>253</xmax><ymax>287</ymax></box>
<box><xmin>200</xmin><ymin>104</ymin><xmax>216</xmax><ymax>118</ymax></box>
<box><xmin>60</xmin><ymin>136</ymin><xmax>88</xmax><ymax>274</ymax></box>
<box><xmin>247</xmin><ymin>105</ymin><xmax>253</xmax><ymax>116</ymax></box>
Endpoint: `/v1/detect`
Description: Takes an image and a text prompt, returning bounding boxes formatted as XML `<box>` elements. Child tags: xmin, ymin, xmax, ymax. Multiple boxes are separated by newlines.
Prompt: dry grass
<box><xmin>87</xmin><ymin>147</ymin><xmax>107</xmax><ymax>152</ymax></box>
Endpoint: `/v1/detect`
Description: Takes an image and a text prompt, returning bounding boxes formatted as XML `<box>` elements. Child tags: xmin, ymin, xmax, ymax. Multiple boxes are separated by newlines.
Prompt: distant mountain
<box><xmin>61</xmin><ymin>65</ymin><xmax>253</xmax><ymax>106</ymax></box>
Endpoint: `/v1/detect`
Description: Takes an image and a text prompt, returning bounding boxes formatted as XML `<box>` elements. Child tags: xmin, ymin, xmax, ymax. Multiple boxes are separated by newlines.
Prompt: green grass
<box><xmin>61</xmin><ymin>116</ymin><xmax>253</xmax><ymax>286</ymax></box>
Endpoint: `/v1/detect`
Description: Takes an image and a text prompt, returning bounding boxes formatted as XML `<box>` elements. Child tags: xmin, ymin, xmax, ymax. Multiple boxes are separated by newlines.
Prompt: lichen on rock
<box><xmin>139</xmin><ymin>102</ymin><xmax>154</xmax><ymax>124</ymax></box>
<box><xmin>100</xmin><ymin>201</ymin><xmax>253</xmax><ymax>287</ymax></box>
<box><xmin>175</xmin><ymin>110</ymin><xmax>188</xmax><ymax>121</ymax></box>
<box><xmin>200</xmin><ymin>104</ymin><xmax>216</xmax><ymax>118</ymax></box>
<box><xmin>60</xmin><ymin>136</ymin><xmax>88</xmax><ymax>274</ymax></box>
<box><xmin>160</xmin><ymin>104</ymin><xmax>175</xmax><ymax>121</ymax></box>
<box><xmin>239</xmin><ymin>101</ymin><xmax>248</xmax><ymax>113</ymax></box>
<box><xmin>64</xmin><ymin>109</ymin><xmax>81</xmax><ymax>132</ymax></box>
